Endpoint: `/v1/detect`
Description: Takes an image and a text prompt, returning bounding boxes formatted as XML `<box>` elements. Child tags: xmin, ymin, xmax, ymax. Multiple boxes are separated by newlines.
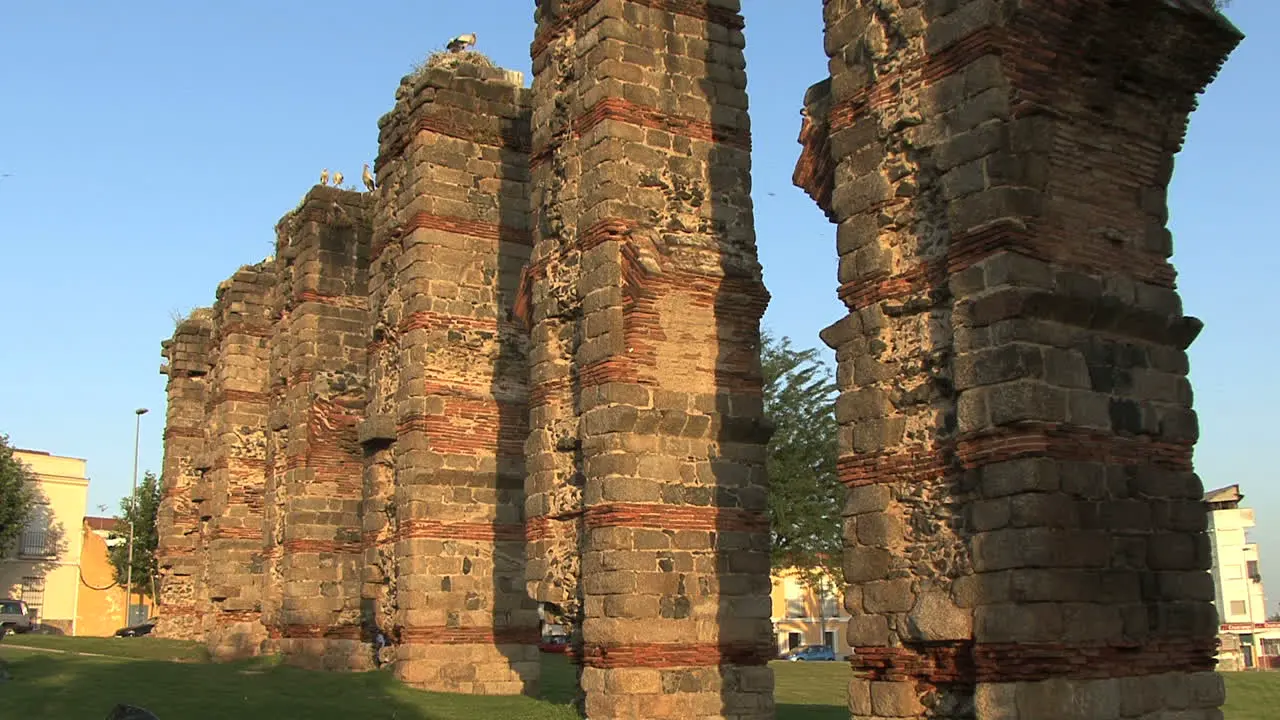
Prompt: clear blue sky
<box><xmin>3</xmin><ymin>2</ymin><xmax>1275</xmax><ymax>612</ymax></box>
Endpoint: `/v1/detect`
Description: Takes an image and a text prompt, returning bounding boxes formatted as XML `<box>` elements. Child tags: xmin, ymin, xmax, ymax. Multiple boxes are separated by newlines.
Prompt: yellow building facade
<box><xmin>75</xmin><ymin>517</ymin><xmax>154</xmax><ymax>636</ymax></box>
<box><xmin>770</xmin><ymin>567</ymin><xmax>850</xmax><ymax>658</ymax></box>
<box><xmin>0</xmin><ymin>449</ymin><xmax>89</xmax><ymax>634</ymax></box>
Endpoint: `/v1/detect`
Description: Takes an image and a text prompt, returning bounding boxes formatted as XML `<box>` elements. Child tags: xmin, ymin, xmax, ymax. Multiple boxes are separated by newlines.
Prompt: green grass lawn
<box><xmin>1</xmin><ymin>635</ymin><xmax>1277</xmax><ymax>719</ymax></box>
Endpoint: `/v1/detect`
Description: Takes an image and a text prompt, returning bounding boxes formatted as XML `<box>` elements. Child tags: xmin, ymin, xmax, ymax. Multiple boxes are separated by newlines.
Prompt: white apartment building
<box><xmin>1206</xmin><ymin>484</ymin><xmax>1279</xmax><ymax>669</ymax></box>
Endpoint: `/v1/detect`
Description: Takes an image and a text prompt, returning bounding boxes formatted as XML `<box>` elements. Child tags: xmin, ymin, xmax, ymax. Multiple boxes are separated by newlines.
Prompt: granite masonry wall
<box><xmin>361</xmin><ymin>58</ymin><xmax>540</xmax><ymax>693</ymax></box>
<box><xmin>192</xmin><ymin>263</ymin><xmax>274</xmax><ymax>660</ymax></box>
<box><xmin>521</xmin><ymin>1</ymin><xmax>774</xmax><ymax>716</ymax></box>
<box><xmin>795</xmin><ymin>1</ymin><xmax>1242</xmax><ymax>718</ymax></box>
<box><xmin>155</xmin><ymin>309</ymin><xmax>215</xmax><ymax>640</ymax></box>
<box><xmin>261</xmin><ymin>187</ymin><xmax>373</xmax><ymax>670</ymax></box>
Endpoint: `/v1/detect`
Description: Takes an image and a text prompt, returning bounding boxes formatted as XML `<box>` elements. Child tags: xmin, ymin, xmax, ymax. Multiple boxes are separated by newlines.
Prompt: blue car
<box><xmin>784</xmin><ymin>645</ymin><xmax>838</xmax><ymax>661</ymax></box>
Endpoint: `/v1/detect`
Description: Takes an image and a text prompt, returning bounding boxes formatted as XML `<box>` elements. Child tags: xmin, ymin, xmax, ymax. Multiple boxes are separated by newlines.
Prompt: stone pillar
<box><xmin>198</xmin><ymin>262</ymin><xmax>275</xmax><ymax>660</ymax></box>
<box><xmin>155</xmin><ymin>309</ymin><xmax>215</xmax><ymax>640</ymax></box>
<box><xmin>366</xmin><ymin>54</ymin><xmax>539</xmax><ymax>694</ymax></box>
<box><xmin>798</xmin><ymin>1</ymin><xmax>1241</xmax><ymax>718</ymax></box>
<box><xmin>264</xmin><ymin>187</ymin><xmax>373</xmax><ymax>670</ymax></box>
<box><xmin>524</xmin><ymin>2</ymin><xmax>774</xmax><ymax>717</ymax></box>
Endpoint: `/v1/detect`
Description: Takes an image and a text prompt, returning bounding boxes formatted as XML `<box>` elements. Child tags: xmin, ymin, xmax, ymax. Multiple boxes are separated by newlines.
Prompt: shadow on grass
<box><xmin>0</xmin><ymin>650</ymin><xmax>576</xmax><ymax>720</ymax></box>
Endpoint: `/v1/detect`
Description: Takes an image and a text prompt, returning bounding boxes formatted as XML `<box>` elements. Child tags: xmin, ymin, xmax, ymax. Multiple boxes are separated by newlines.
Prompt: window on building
<box><xmin>785</xmin><ymin>581</ymin><xmax>805</xmax><ymax>618</ymax></box>
<box><xmin>19</xmin><ymin>505</ymin><xmax>54</xmax><ymax>558</ymax></box>
<box><xmin>1247</xmin><ymin>560</ymin><xmax>1261</xmax><ymax>581</ymax></box>
<box><xmin>20</xmin><ymin>577</ymin><xmax>44</xmax><ymax>622</ymax></box>
<box><xmin>787</xmin><ymin>632</ymin><xmax>802</xmax><ymax>650</ymax></box>
<box><xmin>1230</xmin><ymin>600</ymin><xmax>1248</xmax><ymax>618</ymax></box>
<box><xmin>820</xmin><ymin>594</ymin><xmax>839</xmax><ymax>618</ymax></box>
<box><xmin>1261</xmin><ymin>638</ymin><xmax>1280</xmax><ymax>657</ymax></box>
<box><xmin>823</xmin><ymin>631</ymin><xmax>837</xmax><ymax>650</ymax></box>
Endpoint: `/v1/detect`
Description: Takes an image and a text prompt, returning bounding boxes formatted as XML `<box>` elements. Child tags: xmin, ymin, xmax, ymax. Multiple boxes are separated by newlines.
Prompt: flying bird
<box><xmin>447</xmin><ymin>33</ymin><xmax>477</xmax><ymax>53</ymax></box>
<box><xmin>333</xmin><ymin>170</ymin><xmax>344</xmax><ymax>187</ymax></box>
<box><xmin>362</xmin><ymin>163</ymin><xmax>376</xmax><ymax>192</ymax></box>
<box><xmin>320</xmin><ymin>168</ymin><xmax>330</xmax><ymax>186</ymax></box>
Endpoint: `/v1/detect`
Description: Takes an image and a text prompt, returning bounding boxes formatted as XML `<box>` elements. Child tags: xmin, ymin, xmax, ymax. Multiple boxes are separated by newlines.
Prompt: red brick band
<box><xmin>163</xmin><ymin>426</ymin><xmax>204</xmax><ymax>440</ymax></box>
<box><xmin>532</xmin><ymin>0</ymin><xmax>744</xmax><ymax>59</ymax></box>
<box><xmin>214</xmin><ymin>321</ymin><xmax>272</xmax><ymax>340</ymax></box>
<box><xmin>583</xmin><ymin>642</ymin><xmax>773</xmax><ymax>669</ymax></box>
<box><xmin>396</xmin><ymin>405</ymin><xmax>527</xmax><ymax>458</ymax></box>
<box><xmin>202</xmin><ymin>456</ymin><xmax>268</xmax><ymax>473</ymax></box>
<box><xmin>398</xmin><ymin>518</ymin><xmax>526</xmax><ymax>542</ymax></box>
<box><xmin>399</xmin><ymin>626</ymin><xmax>540</xmax><ymax>645</ymax></box>
<box><xmin>582</xmin><ymin>503</ymin><xmax>769</xmax><ymax>533</ymax></box>
<box><xmin>270</xmin><ymin>623</ymin><xmax>364</xmax><ymax>641</ymax></box>
<box><xmin>207</xmin><ymin>528</ymin><xmax>263</xmax><ymax>542</ymax></box>
<box><xmin>212</xmin><ymin>610</ymin><xmax>260</xmax><ymax>624</ymax></box>
<box><xmin>838</xmin><ymin>421</ymin><xmax>1193</xmax><ymax>488</ymax></box>
<box><xmin>531</xmin><ymin>98</ymin><xmax>749</xmax><ymax>171</ymax></box>
<box><xmin>837</xmin><ymin>222</ymin><xmax>1174</xmax><ymax>311</ymax></box>
<box><xmin>281</xmin><ymin>539</ymin><xmax>363</xmax><ymax>555</ymax></box>
<box><xmin>291</xmin><ymin>290</ymin><xmax>368</xmax><ymax>310</ymax></box>
<box><xmin>850</xmin><ymin>637</ymin><xmax>1216</xmax><ymax>683</ymax></box>
<box><xmin>156</xmin><ymin>604</ymin><xmax>198</xmax><ymax>616</ymax></box>
<box><xmin>398</xmin><ymin>311</ymin><xmax>500</xmax><ymax>336</ymax></box>
<box><xmin>402</xmin><ymin>210</ymin><xmax>531</xmax><ymax>246</ymax></box>
<box><xmin>830</xmin><ymin>27</ymin><xmax>1006</xmax><ymax>134</ymax></box>
<box><xmin>574</xmin><ymin>97</ymin><xmax>749</xmax><ymax>150</ymax></box>
<box><xmin>210</xmin><ymin>389</ymin><xmax>269</xmax><ymax>405</ymax></box>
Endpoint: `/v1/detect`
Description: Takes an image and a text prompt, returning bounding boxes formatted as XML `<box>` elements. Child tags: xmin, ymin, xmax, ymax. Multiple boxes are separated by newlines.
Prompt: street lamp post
<box><xmin>125</xmin><ymin>408</ymin><xmax>148</xmax><ymax>625</ymax></box>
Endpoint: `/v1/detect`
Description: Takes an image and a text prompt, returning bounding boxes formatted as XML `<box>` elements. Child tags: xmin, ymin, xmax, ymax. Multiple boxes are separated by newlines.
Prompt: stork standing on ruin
<box><xmin>363</xmin><ymin>163</ymin><xmax>376</xmax><ymax>192</ymax></box>
<box><xmin>332</xmin><ymin>170</ymin><xmax>344</xmax><ymax>187</ymax></box>
<box><xmin>320</xmin><ymin>168</ymin><xmax>330</xmax><ymax>186</ymax></box>
<box><xmin>446</xmin><ymin>33</ymin><xmax>477</xmax><ymax>53</ymax></box>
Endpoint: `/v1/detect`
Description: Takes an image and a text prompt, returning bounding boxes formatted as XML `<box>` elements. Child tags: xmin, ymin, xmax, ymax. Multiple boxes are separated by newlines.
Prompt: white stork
<box><xmin>332</xmin><ymin>170</ymin><xmax>344</xmax><ymax>187</ymax></box>
<box><xmin>363</xmin><ymin>163</ymin><xmax>376</xmax><ymax>192</ymax></box>
<box><xmin>447</xmin><ymin>33</ymin><xmax>477</xmax><ymax>53</ymax></box>
<box><xmin>320</xmin><ymin>168</ymin><xmax>330</xmax><ymax>186</ymax></box>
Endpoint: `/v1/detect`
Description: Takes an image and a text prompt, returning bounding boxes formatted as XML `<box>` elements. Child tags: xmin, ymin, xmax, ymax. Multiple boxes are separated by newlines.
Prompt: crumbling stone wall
<box><xmin>193</xmin><ymin>263</ymin><xmax>275</xmax><ymax>660</ymax></box>
<box><xmin>522</xmin><ymin>1</ymin><xmax>774</xmax><ymax>717</ymax></box>
<box><xmin>362</xmin><ymin>57</ymin><xmax>540</xmax><ymax>694</ymax></box>
<box><xmin>155</xmin><ymin>309</ymin><xmax>215</xmax><ymax>640</ymax></box>
<box><xmin>260</xmin><ymin>187</ymin><xmax>373</xmax><ymax>670</ymax></box>
<box><xmin>795</xmin><ymin>1</ymin><xmax>1241</xmax><ymax>718</ymax></box>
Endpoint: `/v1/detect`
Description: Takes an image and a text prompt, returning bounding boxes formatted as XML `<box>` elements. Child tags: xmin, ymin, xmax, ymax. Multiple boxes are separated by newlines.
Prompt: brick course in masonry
<box><xmin>795</xmin><ymin>1</ymin><xmax>1240</xmax><ymax>718</ymax></box>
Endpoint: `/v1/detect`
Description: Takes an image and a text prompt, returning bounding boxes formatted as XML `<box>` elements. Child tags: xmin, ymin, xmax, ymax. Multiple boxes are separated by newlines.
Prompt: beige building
<box><xmin>771</xmin><ymin>567</ymin><xmax>848</xmax><ymax>657</ymax></box>
<box><xmin>0</xmin><ymin>449</ymin><xmax>89</xmax><ymax>634</ymax></box>
<box><xmin>1206</xmin><ymin>484</ymin><xmax>1280</xmax><ymax>670</ymax></box>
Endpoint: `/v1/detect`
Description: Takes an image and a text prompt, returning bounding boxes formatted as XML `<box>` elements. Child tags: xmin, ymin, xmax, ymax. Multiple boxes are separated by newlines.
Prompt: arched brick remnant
<box><xmin>361</xmin><ymin>58</ymin><xmax>540</xmax><ymax>694</ymax></box>
<box><xmin>260</xmin><ymin>187</ymin><xmax>373</xmax><ymax>672</ymax></box>
<box><xmin>799</xmin><ymin>1</ymin><xmax>1241</xmax><ymax>718</ymax></box>
<box><xmin>155</xmin><ymin>309</ymin><xmax>215</xmax><ymax>641</ymax></box>
<box><xmin>523</xmin><ymin>0</ymin><xmax>774</xmax><ymax>717</ymax></box>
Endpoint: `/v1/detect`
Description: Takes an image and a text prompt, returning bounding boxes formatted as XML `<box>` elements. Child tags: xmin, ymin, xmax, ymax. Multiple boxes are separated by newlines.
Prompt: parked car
<box><xmin>114</xmin><ymin>619</ymin><xmax>157</xmax><ymax>637</ymax></box>
<box><xmin>538</xmin><ymin>634</ymin><xmax>572</xmax><ymax>654</ymax></box>
<box><xmin>782</xmin><ymin>644</ymin><xmax>837</xmax><ymax>662</ymax></box>
<box><xmin>0</xmin><ymin>599</ymin><xmax>34</xmax><ymax>635</ymax></box>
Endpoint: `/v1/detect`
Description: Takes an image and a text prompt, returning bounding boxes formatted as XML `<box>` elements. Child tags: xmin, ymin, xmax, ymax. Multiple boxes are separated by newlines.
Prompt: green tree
<box><xmin>762</xmin><ymin>332</ymin><xmax>843</xmax><ymax>587</ymax></box>
<box><xmin>108</xmin><ymin>470</ymin><xmax>162</xmax><ymax>600</ymax></box>
<box><xmin>0</xmin><ymin>435</ymin><xmax>36</xmax><ymax>558</ymax></box>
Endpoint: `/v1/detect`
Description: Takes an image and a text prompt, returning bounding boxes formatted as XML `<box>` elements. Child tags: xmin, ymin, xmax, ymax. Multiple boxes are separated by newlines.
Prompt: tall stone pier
<box><xmin>796</xmin><ymin>1</ymin><xmax>1241</xmax><ymax>718</ymax></box>
<box><xmin>261</xmin><ymin>187</ymin><xmax>373</xmax><ymax>670</ymax></box>
<box><xmin>363</xmin><ymin>56</ymin><xmax>540</xmax><ymax>693</ymax></box>
<box><xmin>525</xmin><ymin>1</ymin><xmax>774</xmax><ymax>717</ymax></box>
<box><xmin>193</xmin><ymin>262</ymin><xmax>275</xmax><ymax>659</ymax></box>
<box><xmin>155</xmin><ymin>310</ymin><xmax>215</xmax><ymax>640</ymax></box>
